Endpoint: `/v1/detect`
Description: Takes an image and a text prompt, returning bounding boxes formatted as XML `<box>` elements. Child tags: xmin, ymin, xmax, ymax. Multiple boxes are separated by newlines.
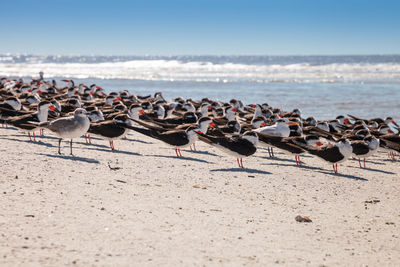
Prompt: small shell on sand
<box><xmin>295</xmin><ymin>215</ymin><xmax>312</xmax><ymax>223</ymax></box>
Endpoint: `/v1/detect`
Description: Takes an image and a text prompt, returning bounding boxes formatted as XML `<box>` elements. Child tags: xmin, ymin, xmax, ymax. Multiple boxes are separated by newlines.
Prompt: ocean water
<box><xmin>1</xmin><ymin>54</ymin><xmax>399</xmax><ymax>120</ymax></box>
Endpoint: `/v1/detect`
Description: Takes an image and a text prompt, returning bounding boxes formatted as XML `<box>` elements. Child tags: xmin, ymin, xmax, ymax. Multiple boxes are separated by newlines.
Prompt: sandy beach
<box><xmin>0</xmin><ymin>126</ymin><xmax>399</xmax><ymax>266</ymax></box>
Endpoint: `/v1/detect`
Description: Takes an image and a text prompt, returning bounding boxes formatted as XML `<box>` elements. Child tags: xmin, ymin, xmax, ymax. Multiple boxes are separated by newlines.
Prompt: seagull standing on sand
<box><xmin>38</xmin><ymin>108</ymin><xmax>90</xmax><ymax>155</ymax></box>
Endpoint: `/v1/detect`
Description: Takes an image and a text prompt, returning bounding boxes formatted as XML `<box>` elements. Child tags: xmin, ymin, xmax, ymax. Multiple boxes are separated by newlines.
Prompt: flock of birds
<box><xmin>0</xmin><ymin>74</ymin><xmax>399</xmax><ymax>174</ymax></box>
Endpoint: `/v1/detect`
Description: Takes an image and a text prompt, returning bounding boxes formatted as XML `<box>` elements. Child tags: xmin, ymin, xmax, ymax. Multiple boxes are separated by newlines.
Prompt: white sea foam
<box><xmin>1</xmin><ymin>59</ymin><xmax>400</xmax><ymax>83</ymax></box>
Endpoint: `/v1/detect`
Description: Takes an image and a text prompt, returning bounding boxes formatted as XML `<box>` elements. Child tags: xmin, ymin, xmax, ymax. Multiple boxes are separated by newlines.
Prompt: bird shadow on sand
<box><xmin>0</xmin><ymin>133</ymin><xmax>26</xmax><ymax>138</ymax></box>
<box><xmin>0</xmin><ymin>136</ymin><xmax>55</xmax><ymax>147</ymax></box>
<box><xmin>157</xmin><ymin>147</ymin><xmax>219</xmax><ymax>157</ymax></box>
<box><xmin>315</xmin><ymin>170</ymin><xmax>368</xmax><ymax>181</ymax></box>
<box><xmin>147</xmin><ymin>154</ymin><xmax>212</xmax><ymax>164</ymax></box>
<box><xmin>36</xmin><ymin>153</ymin><xmax>100</xmax><ymax>164</ymax></box>
<box><xmin>123</xmin><ymin>138</ymin><xmax>154</xmax><ymax>144</ymax></box>
<box><xmin>262</xmin><ymin>162</ymin><xmax>369</xmax><ymax>180</ymax></box>
<box><xmin>346</xmin><ymin>165</ymin><xmax>396</xmax><ymax>175</ymax></box>
<box><xmin>75</xmin><ymin>141</ymin><xmax>110</xmax><ymax>149</ymax></box>
<box><xmin>183</xmin><ymin>149</ymin><xmax>219</xmax><ymax>157</ymax></box>
<box><xmin>376</xmin><ymin>158</ymin><xmax>399</xmax><ymax>163</ymax></box>
<box><xmin>31</xmin><ymin>135</ymin><xmax>59</xmax><ymax>140</ymax></box>
<box><xmin>0</xmin><ymin>126</ymin><xmax>19</xmax><ymax>131</ymax></box>
<box><xmin>79</xmin><ymin>135</ymin><xmax>102</xmax><ymax>141</ymax></box>
<box><xmin>349</xmin><ymin>158</ymin><xmax>386</xmax><ymax>166</ymax></box>
<box><xmin>210</xmin><ymin>168</ymin><xmax>271</xmax><ymax>175</ymax></box>
<box><xmin>261</xmin><ymin>162</ymin><xmax>326</xmax><ymax>171</ymax></box>
<box><xmin>256</xmin><ymin>156</ymin><xmax>298</xmax><ymax>163</ymax></box>
<box><xmin>76</xmin><ymin>146</ymin><xmax>141</xmax><ymax>156</ymax></box>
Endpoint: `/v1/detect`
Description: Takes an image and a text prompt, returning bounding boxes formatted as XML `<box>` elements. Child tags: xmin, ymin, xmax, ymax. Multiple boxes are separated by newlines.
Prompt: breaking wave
<box><xmin>1</xmin><ymin>55</ymin><xmax>400</xmax><ymax>84</ymax></box>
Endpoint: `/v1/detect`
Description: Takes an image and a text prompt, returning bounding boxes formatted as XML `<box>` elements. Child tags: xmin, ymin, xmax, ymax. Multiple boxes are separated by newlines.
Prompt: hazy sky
<box><xmin>1</xmin><ymin>0</ymin><xmax>399</xmax><ymax>55</ymax></box>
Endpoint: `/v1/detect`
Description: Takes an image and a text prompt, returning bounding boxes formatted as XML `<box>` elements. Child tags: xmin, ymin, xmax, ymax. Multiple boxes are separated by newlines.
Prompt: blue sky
<box><xmin>1</xmin><ymin>0</ymin><xmax>399</xmax><ymax>55</ymax></box>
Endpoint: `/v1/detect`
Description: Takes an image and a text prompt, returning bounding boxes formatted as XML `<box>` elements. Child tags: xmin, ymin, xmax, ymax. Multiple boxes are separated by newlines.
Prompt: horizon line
<box><xmin>2</xmin><ymin>53</ymin><xmax>400</xmax><ymax>57</ymax></box>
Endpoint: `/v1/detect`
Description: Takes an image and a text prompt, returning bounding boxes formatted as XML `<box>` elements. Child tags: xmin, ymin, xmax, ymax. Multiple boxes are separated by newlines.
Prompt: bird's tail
<box><xmin>195</xmin><ymin>131</ymin><xmax>218</xmax><ymax>145</ymax></box>
<box><xmin>347</xmin><ymin>114</ymin><xmax>362</xmax><ymax>122</ymax></box>
<box><xmin>130</xmin><ymin>118</ymin><xmax>166</xmax><ymax>132</ymax></box>
<box><xmin>116</xmin><ymin>122</ymin><xmax>160</xmax><ymax>140</ymax></box>
<box><xmin>254</xmin><ymin>132</ymin><xmax>281</xmax><ymax>145</ymax></box>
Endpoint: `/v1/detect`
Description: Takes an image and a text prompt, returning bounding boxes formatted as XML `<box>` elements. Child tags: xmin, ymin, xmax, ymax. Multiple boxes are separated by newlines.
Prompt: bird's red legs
<box><xmin>236</xmin><ymin>158</ymin><xmax>244</xmax><ymax>168</ymax></box>
<box><xmin>40</xmin><ymin>129</ymin><xmax>44</xmax><ymax>136</ymax></box>
<box><xmin>295</xmin><ymin>155</ymin><xmax>301</xmax><ymax>166</ymax></box>
<box><xmin>175</xmin><ymin>148</ymin><xmax>182</xmax><ymax>157</ymax></box>
<box><xmin>363</xmin><ymin>158</ymin><xmax>366</xmax><ymax>168</ymax></box>
<box><xmin>28</xmin><ymin>132</ymin><xmax>32</xmax><ymax>141</ymax></box>
<box><xmin>189</xmin><ymin>143</ymin><xmax>197</xmax><ymax>151</ymax></box>
<box><xmin>389</xmin><ymin>151</ymin><xmax>397</xmax><ymax>160</ymax></box>
<box><xmin>32</xmin><ymin>131</ymin><xmax>36</xmax><ymax>141</ymax></box>
<box><xmin>333</xmin><ymin>163</ymin><xmax>338</xmax><ymax>173</ymax></box>
<box><xmin>109</xmin><ymin>140</ymin><xmax>115</xmax><ymax>150</ymax></box>
<box><xmin>358</xmin><ymin>158</ymin><xmax>362</xmax><ymax>168</ymax></box>
<box><xmin>84</xmin><ymin>134</ymin><xmax>92</xmax><ymax>144</ymax></box>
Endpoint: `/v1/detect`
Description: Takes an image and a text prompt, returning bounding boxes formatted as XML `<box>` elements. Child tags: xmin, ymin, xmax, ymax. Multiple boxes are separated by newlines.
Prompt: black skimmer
<box><xmin>336</xmin><ymin>115</ymin><xmax>350</xmax><ymax>125</ymax></box>
<box><xmin>84</xmin><ymin>109</ymin><xmax>105</xmax><ymax>144</ymax></box>
<box><xmin>151</xmin><ymin>111</ymin><xmax>198</xmax><ymax>126</ymax></box>
<box><xmin>121</xmin><ymin>117</ymin><xmax>215</xmax><ymax>157</ymax></box>
<box><xmin>379</xmin><ymin>134</ymin><xmax>400</xmax><ymax>160</ymax></box>
<box><xmin>194</xmin><ymin>103</ymin><xmax>211</xmax><ymax>118</ymax></box>
<box><xmin>88</xmin><ymin>114</ymin><xmax>131</xmax><ymax>150</ymax></box>
<box><xmin>303</xmin><ymin>117</ymin><xmax>317</xmax><ymax>127</ymax></box>
<box><xmin>316</xmin><ymin>121</ymin><xmax>330</xmax><ymax>132</ymax></box>
<box><xmin>127</xmin><ymin>104</ymin><xmax>146</xmax><ymax>120</ymax></box>
<box><xmin>196</xmin><ymin>131</ymin><xmax>258</xmax><ymax>168</ymax></box>
<box><xmin>207</xmin><ymin>120</ymin><xmax>241</xmax><ymax>137</ymax></box>
<box><xmin>3</xmin><ymin>100</ymin><xmax>56</xmax><ymax>141</ymax></box>
<box><xmin>212</xmin><ymin>106</ymin><xmax>237</xmax><ymax>125</ymax></box>
<box><xmin>256</xmin><ymin>132</ymin><xmax>323</xmax><ymax>165</ymax></box>
<box><xmin>0</xmin><ymin>96</ymin><xmax>22</xmax><ymax>126</ymax></box>
<box><xmin>294</xmin><ymin>138</ymin><xmax>353</xmax><ymax>173</ymax></box>
<box><xmin>0</xmin><ymin>96</ymin><xmax>22</xmax><ymax>112</ymax></box>
<box><xmin>125</xmin><ymin>123</ymin><xmax>199</xmax><ymax>157</ymax></box>
<box><xmin>350</xmin><ymin>135</ymin><xmax>380</xmax><ymax>168</ymax></box>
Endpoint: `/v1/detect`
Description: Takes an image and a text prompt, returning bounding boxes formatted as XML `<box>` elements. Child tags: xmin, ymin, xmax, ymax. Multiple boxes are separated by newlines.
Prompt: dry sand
<box><xmin>0</xmin><ymin>126</ymin><xmax>399</xmax><ymax>266</ymax></box>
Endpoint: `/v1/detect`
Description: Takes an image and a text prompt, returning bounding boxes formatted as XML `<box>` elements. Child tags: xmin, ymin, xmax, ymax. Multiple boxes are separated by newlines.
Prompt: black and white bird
<box><xmin>196</xmin><ymin>131</ymin><xmax>258</xmax><ymax>168</ymax></box>
<box><xmin>294</xmin><ymin>138</ymin><xmax>353</xmax><ymax>173</ymax></box>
